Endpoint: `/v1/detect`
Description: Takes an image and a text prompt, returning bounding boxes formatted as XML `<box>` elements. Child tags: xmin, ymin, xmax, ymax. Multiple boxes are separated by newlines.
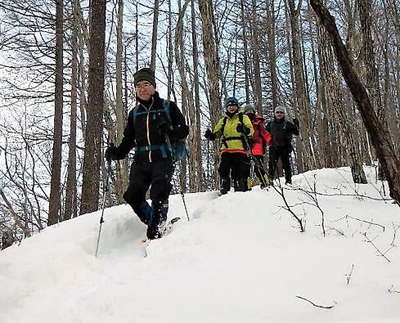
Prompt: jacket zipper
<box><xmin>144</xmin><ymin>98</ymin><xmax>154</xmax><ymax>162</ymax></box>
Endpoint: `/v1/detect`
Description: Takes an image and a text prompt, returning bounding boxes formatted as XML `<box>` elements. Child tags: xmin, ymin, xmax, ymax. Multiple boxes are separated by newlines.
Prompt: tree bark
<box><xmin>65</xmin><ymin>0</ymin><xmax>78</xmax><ymax>221</ymax></box>
<box><xmin>115</xmin><ymin>0</ymin><xmax>128</xmax><ymax>203</ymax></box>
<box><xmin>80</xmin><ymin>0</ymin><xmax>107</xmax><ymax>214</ymax></box>
<box><xmin>48</xmin><ymin>0</ymin><xmax>64</xmax><ymax>226</ymax></box>
<box><xmin>150</xmin><ymin>0</ymin><xmax>160</xmax><ymax>71</ymax></box>
<box><xmin>198</xmin><ymin>0</ymin><xmax>221</xmax><ymax>189</ymax></box>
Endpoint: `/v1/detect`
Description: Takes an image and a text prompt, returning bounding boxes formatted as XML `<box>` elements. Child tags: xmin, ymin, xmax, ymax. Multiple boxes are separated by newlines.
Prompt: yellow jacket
<box><xmin>213</xmin><ymin>113</ymin><xmax>254</xmax><ymax>153</ymax></box>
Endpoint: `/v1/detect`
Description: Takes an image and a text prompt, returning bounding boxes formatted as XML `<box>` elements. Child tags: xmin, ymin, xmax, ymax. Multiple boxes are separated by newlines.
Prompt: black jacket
<box><xmin>266</xmin><ymin>117</ymin><xmax>299</xmax><ymax>148</ymax></box>
<box><xmin>114</xmin><ymin>92</ymin><xmax>188</xmax><ymax>163</ymax></box>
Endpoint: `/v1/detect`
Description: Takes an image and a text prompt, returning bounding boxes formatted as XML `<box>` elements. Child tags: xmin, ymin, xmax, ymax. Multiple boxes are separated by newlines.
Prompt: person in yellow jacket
<box><xmin>204</xmin><ymin>96</ymin><xmax>254</xmax><ymax>194</ymax></box>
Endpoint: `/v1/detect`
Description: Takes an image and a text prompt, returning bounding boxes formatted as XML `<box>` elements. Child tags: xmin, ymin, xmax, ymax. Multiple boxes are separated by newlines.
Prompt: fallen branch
<box><xmin>296</xmin><ymin>295</ymin><xmax>335</xmax><ymax>309</ymax></box>
<box><xmin>347</xmin><ymin>215</ymin><xmax>385</xmax><ymax>232</ymax></box>
<box><xmin>390</xmin><ymin>223</ymin><xmax>399</xmax><ymax>247</ymax></box>
<box><xmin>272</xmin><ymin>182</ymin><xmax>304</xmax><ymax>232</ymax></box>
<box><xmin>345</xmin><ymin>264</ymin><xmax>355</xmax><ymax>286</ymax></box>
<box><xmin>363</xmin><ymin>232</ymin><xmax>391</xmax><ymax>263</ymax></box>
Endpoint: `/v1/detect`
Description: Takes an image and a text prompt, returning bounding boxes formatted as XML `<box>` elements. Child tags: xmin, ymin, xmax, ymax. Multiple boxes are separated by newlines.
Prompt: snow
<box><xmin>1</xmin><ymin>167</ymin><xmax>399</xmax><ymax>323</ymax></box>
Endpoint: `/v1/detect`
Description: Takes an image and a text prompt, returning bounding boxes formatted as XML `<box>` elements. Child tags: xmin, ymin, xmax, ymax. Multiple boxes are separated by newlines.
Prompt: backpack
<box><xmin>132</xmin><ymin>99</ymin><xmax>188</xmax><ymax>162</ymax></box>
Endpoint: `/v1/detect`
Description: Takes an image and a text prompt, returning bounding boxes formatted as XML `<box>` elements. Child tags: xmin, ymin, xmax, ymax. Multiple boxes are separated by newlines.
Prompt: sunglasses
<box><xmin>275</xmin><ymin>111</ymin><xmax>285</xmax><ymax>114</ymax></box>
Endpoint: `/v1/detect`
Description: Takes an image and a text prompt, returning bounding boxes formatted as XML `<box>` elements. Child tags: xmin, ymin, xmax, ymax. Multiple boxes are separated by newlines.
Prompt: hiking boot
<box><xmin>147</xmin><ymin>200</ymin><xmax>168</xmax><ymax>239</ymax></box>
<box><xmin>220</xmin><ymin>177</ymin><xmax>230</xmax><ymax>195</ymax></box>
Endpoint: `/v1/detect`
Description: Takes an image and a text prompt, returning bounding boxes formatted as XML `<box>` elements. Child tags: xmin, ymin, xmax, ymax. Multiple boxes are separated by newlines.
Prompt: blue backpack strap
<box><xmin>132</xmin><ymin>103</ymin><xmax>140</xmax><ymax>125</ymax></box>
<box><xmin>161</xmin><ymin>99</ymin><xmax>172</xmax><ymax>123</ymax></box>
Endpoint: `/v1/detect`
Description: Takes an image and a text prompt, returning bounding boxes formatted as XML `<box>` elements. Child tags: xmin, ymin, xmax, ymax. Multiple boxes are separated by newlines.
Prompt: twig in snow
<box><xmin>296</xmin><ymin>295</ymin><xmax>335</xmax><ymax>309</ymax></box>
<box><xmin>326</xmin><ymin>226</ymin><xmax>345</xmax><ymax>236</ymax></box>
<box><xmin>302</xmin><ymin>174</ymin><xmax>327</xmax><ymax>237</ymax></box>
<box><xmin>272</xmin><ymin>182</ymin><xmax>304</xmax><ymax>232</ymax></box>
<box><xmin>345</xmin><ymin>264</ymin><xmax>355</xmax><ymax>286</ymax></box>
<box><xmin>390</xmin><ymin>223</ymin><xmax>400</xmax><ymax>247</ymax></box>
<box><xmin>346</xmin><ymin>215</ymin><xmax>385</xmax><ymax>232</ymax></box>
<box><xmin>362</xmin><ymin>232</ymin><xmax>391</xmax><ymax>263</ymax></box>
<box><xmin>388</xmin><ymin>285</ymin><xmax>400</xmax><ymax>294</ymax></box>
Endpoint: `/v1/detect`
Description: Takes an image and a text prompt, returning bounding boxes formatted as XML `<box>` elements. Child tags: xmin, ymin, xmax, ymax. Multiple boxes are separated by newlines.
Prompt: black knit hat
<box><xmin>133</xmin><ymin>68</ymin><xmax>156</xmax><ymax>87</ymax></box>
<box><xmin>224</xmin><ymin>96</ymin><xmax>239</xmax><ymax>108</ymax></box>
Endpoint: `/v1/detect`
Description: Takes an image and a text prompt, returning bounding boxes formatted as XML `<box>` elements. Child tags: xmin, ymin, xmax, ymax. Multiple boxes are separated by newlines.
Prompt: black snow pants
<box><xmin>218</xmin><ymin>152</ymin><xmax>250</xmax><ymax>193</ymax></box>
<box><xmin>268</xmin><ymin>146</ymin><xmax>292</xmax><ymax>183</ymax></box>
<box><xmin>123</xmin><ymin>158</ymin><xmax>174</xmax><ymax>239</ymax></box>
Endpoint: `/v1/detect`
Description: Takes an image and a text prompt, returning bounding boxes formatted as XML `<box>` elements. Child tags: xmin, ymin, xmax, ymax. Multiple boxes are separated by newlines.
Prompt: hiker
<box><xmin>266</xmin><ymin>105</ymin><xmax>299</xmax><ymax>185</ymax></box>
<box><xmin>242</xmin><ymin>104</ymin><xmax>272</xmax><ymax>188</ymax></box>
<box><xmin>105</xmin><ymin>67</ymin><xmax>189</xmax><ymax>239</ymax></box>
<box><xmin>204</xmin><ymin>96</ymin><xmax>254</xmax><ymax>194</ymax></box>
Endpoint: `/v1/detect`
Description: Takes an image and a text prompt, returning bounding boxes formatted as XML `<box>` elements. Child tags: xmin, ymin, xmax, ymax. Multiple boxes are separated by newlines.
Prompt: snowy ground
<box><xmin>1</xmin><ymin>167</ymin><xmax>399</xmax><ymax>323</ymax></box>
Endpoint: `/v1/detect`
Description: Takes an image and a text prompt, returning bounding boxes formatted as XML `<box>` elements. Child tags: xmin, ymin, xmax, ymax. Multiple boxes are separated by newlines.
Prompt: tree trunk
<box><xmin>198</xmin><ymin>0</ymin><xmax>221</xmax><ymax>189</ymax></box>
<box><xmin>65</xmin><ymin>0</ymin><xmax>78</xmax><ymax>221</ymax></box>
<box><xmin>286</xmin><ymin>0</ymin><xmax>313</xmax><ymax>173</ymax></box>
<box><xmin>48</xmin><ymin>0</ymin><xmax>64</xmax><ymax>226</ymax></box>
<box><xmin>115</xmin><ymin>0</ymin><xmax>128</xmax><ymax>203</ymax></box>
<box><xmin>265</xmin><ymin>0</ymin><xmax>278</xmax><ymax>112</ymax></box>
<box><xmin>250</xmin><ymin>0</ymin><xmax>263</xmax><ymax>112</ymax></box>
<box><xmin>311</xmin><ymin>0</ymin><xmax>400</xmax><ymax>204</ymax></box>
<box><xmin>239</xmin><ymin>0</ymin><xmax>250</xmax><ymax>101</ymax></box>
<box><xmin>80</xmin><ymin>0</ymin><xmax>107</xmax><ymax>214</ymax></box>
<box><xmin>191</xmin><ymin>0</ymin><xmax>204</xmax><ymax>191</ymax></box>
<box><xmin>150</xmin><ymin>0</ymin><xmax>160</xmax><ymax>71</ymax></box>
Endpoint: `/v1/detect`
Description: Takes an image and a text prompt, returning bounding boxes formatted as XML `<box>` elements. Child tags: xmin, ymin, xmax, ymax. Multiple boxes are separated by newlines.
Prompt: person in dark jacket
<box><xmin>105</xmin><ymin>68</ymin><xmax>189</xmax><ymax>240</ymax></box>
<box><xmin>266</xmin><ymin>105</ymin><xmax>299</xmax><ymax>185</ymax></box>
<box><xmin>204</xmin><ymin>97</ymin><xmax>254</xmax><ymax>194</ymax></box>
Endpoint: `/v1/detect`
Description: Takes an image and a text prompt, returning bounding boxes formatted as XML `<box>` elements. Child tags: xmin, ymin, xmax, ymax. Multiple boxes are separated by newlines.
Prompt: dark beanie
<box><xmin>133</xmin><ymin>68</ymin><xmax>156</xmax><ymax>87</ymax></box>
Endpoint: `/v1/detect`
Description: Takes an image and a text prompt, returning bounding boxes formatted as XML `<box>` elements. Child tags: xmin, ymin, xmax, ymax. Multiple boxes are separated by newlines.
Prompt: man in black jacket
<box><xmin>266</xmin><ymin>106</ymin><xmax>299</xmax><ymax>185</ymax></box>
<box><xmin>105</xmin><ymin>68</ymin><xmax>189</xmax><ymax>239</ymax></box>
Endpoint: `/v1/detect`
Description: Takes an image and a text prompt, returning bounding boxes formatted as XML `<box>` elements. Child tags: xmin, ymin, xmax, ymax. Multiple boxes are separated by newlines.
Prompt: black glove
<box><xmin>169</xmin><ymin>124</ymin><xmax>189</xmax><ymax>141</ymax></box>
<box><xmin>236</xmin><ymin>124</ymin><xmax>250</xmax><ymax>135</ymax></box>
<box><xmin>105</xmin><ymin>143</ymin><xmax>118</xmax><ymax>162</ymax></box>
<box><xmin>293</xmin><ymin>118</ymin><xmax>299</xmax><ymax>128</ymax></box>
<box><xmin>204</xmin><ymin>129</ymin><xmax>216</xmax><ymax>140</ymax></box>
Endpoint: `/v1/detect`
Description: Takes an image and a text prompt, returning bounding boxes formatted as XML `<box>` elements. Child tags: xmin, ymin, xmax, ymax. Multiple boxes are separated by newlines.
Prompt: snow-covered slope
<box><xmin>1</xmin><ymin>167</ymin><xmax>399</xmax><ymax>323</ymax></box>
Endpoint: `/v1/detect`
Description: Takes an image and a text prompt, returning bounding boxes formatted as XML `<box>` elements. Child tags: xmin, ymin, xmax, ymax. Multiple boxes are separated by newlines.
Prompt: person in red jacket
<box><xmin>242</xmin><ymin>104</ymin><xmax>272</xmax><ymax>188</ymax></box>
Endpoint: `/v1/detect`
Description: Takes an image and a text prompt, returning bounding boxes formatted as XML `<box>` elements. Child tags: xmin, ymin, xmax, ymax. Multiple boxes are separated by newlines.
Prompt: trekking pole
<box><xmin>95</xmin><ymin>159</ymin><xmax>112</xmax><ymax>257</ymax></box>
<box><xmin>240</xmin><ymin>130</ymin><xmax>270</xmax><ymax>188</ymax></box>
<box><xmin>180</xmin><ymin>190</ymin><xmax>190</xmax><ymax>221</ymax></box>
<box><xmin>165</xmin><ymin>133</ymin><xmax>190</xmax><ymax>221</ymax></box>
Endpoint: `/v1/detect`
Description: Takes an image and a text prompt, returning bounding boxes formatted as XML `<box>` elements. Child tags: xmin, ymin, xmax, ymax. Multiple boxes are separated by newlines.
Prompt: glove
<box><xmin>169</xmin><ymin>124</ymin><xmax>189</xmax><ymax>141</ymax></box>
<box><xmin>293</xmin><ymin>118</ymin><xmax>299</xmax><ymax>128</ymax></box>
<box><xmin>204</xmin><ymin>129</ymin><xmax>216</xmax><ymax>140</ymax></box>
<box><xmin>105</xmin><ymin>143</ymin><xmax>118</xmax><ymax>162</ymax></box>
<box><xmin>236</xmin><ymin>124</ymin><xmax>250</xmax><ymax>135</ymax></box>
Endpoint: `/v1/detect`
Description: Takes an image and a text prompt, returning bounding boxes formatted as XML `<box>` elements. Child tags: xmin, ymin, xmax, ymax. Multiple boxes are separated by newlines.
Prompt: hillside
<box><xmin>1</xmin><ymin>167</ymin><xmax>399</xmax><ymax>323</ymax></box>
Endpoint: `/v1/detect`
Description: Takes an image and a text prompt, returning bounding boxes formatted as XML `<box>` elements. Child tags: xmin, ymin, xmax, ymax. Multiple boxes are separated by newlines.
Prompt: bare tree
<box><xmin>80</xmin><ymin>0</ymin><xmax>107</xmax><ymax>214</ymax></box>
<box><xmin>310</xmin><ymin>0</ymin><xmax>400</xmax><ymax>205</ymax></box>
<box><xmin>48</xmin><ymin>0</ymin><xmax>64</xmax><ymax>226</ymax></box>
